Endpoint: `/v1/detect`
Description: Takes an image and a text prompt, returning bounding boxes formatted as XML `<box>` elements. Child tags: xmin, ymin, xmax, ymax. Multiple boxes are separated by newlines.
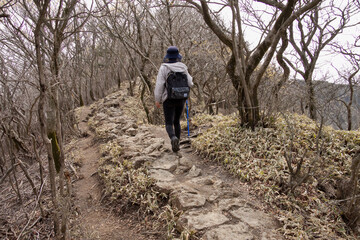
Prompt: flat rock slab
<box><xmin>155</xmin><ymin>181</ymin><xmax>181</xmax><ymax>194</ymax></box>
<box><xmin>178</xmin><ymin>210</ymin><xmax>229</xmax><ymax>231</ymax></box>
<box><xmin>97</xmin><ymin>122</ymin><xmax>118</xmax><ymax>132</ymax></box>
<box><xmin>187</xmin><ymin>165</ymin><xmax>202</xmax><ymax>177</ymax></box>
<box><xmin>230</xmin><ymin>207</ymin><xmax>273</xmax><ymax>229</ymax></box>
<box><xmin>174</xmin><ymin>165</ymin><xmax>192</xmax><ymax>174</ymax></box>
<box><xmin>143</xmin><ymin>139</ymin><xmax>164</xmax><ymax>154</ymax></box>
<box><xmin>204</xmin><ymin>223</ymin><xmax>253</xmax><ymax>240</ymax></box>
<box><xmin>125</xmin><ymin>127</ymin><xmax>137</xmax><ymax>136</ymax></box>
<box><xmin>131</xmin><ymin>156</ymin><xmax>154</xmax><ymax>169</ymax></box>
<box><xmin>151</xmin><ymin>155</ymin><xmax>178</xmax><ymax>172</ymax></box>
<box><xmin>179</xmin><ymin>157</ymin><xmax>193</xmax><ymax>167</ymax></box>
<box><xmin>173</xmin><ymin>192</ymin><xmax>206</xmax><ymax>210</ymax></box>
<box><xmin>260</xmin><ymin>231</ymin><xmax>279</xmax><ymax>240</ymax></box>
<box><xmin>149</xmin><ymin>151</ymin><xmax>164</xmax><ymax>158</ymax></box>
<box><xmin>149</xmin><ymin>169</ymin><xmax>175</xmax><ymax>182</ymax></box>
<box><xmin>188</xmin><ymin>176</ymin><xmax>221</xmax><ymax>186</ymax></box>
<box><xmin>208</xmin><ymin>191</ymin><xmax>221</xmax><ymax>202</ymax></box>
<box><xmin>218</xmin><ymin>198</ymin><xmax>246</xmax><ymax>211</ymax></box>
<box><xmin>94</xmin><ymin>112</ymin><xmax>108</xmax><ymax>121</ymax></box>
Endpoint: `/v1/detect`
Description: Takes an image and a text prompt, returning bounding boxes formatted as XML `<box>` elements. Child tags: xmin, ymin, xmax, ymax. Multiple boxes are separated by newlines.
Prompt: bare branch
<box><xmin>0</xmin><ymin>13</ymin><xmax>10</xmax><ymax>18</ymax></box>
<box><xmin>185</xmin><ymin>0</ymin><xmax>233</xmax><ymax>48</ymax></box>
<box><xmin>255</xmin><ymin>0</ymin><xmax>285</xmax><ymax>10</ymax></box>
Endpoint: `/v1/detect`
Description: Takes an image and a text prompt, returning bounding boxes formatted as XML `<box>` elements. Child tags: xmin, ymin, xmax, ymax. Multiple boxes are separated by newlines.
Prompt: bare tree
<box><xmin>331</xmin><ymin>43</ymin><xmax>360</xmax><ymax>130</ymax></box>
<box><xmin>98</xmin><ymin>0</ymin><xmax>164</xmax><ymax>123</ymax></box>
<box><xmin>337</xmin><ymin>150</ymin><xmax>360</xmax><ymax>235</ymax></box>
<box><xmin>285</xmin><ymin>1</ymin><xmax>358</xmax><ymax>120</ymax></box>
<box><xmin>0</xmin><ymin>0</ymin><xmax>14</xmax><ymax>18</ymax></box>
<box><xmin>0</xmin><ymin>0</ymin><xmax>91</xmax><ymax>238</ymax></box>
<box><xmin>184</xmin><ymin>0</ymin><xmax>322</xmax><ymax>129</ymax></box>
<box><xmin>32</xmin><ymin>0</ymin><xmax>63</xmax><ymax>236</ymax></box>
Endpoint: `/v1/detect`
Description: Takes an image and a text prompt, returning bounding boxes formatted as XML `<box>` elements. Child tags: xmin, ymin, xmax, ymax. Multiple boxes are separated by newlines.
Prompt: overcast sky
<box><xmin>209</xmin><ymin>0</ymin><xmax>360</xmax><ymax>82</ymax></box>
<box><xmin>83</xmin><ymin>0</ymin><xmax>359</xmax><ymax>82</ymax></box>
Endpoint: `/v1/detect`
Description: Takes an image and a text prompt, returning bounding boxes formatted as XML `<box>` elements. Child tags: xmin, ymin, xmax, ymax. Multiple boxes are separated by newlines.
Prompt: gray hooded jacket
<box><xmin>154</xmin><ymin>62</ymin><xmax>193</xmax><ymax>103</ymax></box>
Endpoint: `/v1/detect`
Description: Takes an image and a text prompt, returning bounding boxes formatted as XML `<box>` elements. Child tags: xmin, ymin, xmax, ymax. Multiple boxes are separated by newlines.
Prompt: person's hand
<box><xmin>155</xmin><ymin>102</ymin><xmax>161</xmax><ymax>109</ymax></box>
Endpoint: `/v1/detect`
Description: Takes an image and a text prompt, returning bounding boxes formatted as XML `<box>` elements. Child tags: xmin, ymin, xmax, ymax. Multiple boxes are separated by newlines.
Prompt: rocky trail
<box><xmin>68</xmin><ymin>91</ymin><xmax>282</xmax><ymax>240</ymax></box>
<box><xmin>69</xmin><ymin>102</ymin><xmax>154</xmax><ymax>239</ymax></box>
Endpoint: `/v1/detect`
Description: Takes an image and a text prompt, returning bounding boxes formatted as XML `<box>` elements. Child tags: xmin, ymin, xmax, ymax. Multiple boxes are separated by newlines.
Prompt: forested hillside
<box><xmin>282</xmin><ymin>80</ymin><xmax>360</xmax><ymax>130</ymax></box>
<box><xmin>1</xmin><ymin>1</ymin><xmax>360</xmax><ymax>239</ymax></box>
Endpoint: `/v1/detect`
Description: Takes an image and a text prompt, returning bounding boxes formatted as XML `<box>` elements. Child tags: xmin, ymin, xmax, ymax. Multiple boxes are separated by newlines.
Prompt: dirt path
<box><xmin>70</xmin><ymin>106</ymin><xmax>150</xmax><ymax>240</ymax></box>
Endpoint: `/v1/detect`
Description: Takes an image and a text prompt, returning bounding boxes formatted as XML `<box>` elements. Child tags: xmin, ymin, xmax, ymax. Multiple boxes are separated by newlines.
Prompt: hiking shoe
<box><xmin>171</xmin><ymin>136</ymin><xmax>180</xmax><ymax>152</ymax></box>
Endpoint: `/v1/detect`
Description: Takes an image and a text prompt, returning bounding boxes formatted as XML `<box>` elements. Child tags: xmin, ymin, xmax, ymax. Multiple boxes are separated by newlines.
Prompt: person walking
<box><xmin>154</xmin><ymin>46</ymin><xmax>193</xmax><ymax>152</ymax></box>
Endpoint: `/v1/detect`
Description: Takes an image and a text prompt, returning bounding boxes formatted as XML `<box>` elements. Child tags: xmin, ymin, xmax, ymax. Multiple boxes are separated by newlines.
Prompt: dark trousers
<box><xmin>163</xmin><ymin>99</ymin><xmax>186</xmax><ymax>139</ymax></box>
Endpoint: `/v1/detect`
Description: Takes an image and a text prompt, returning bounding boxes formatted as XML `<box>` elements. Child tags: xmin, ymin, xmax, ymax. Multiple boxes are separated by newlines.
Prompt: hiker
<box><xmin>154</xmin><ymin>46</ymin><xmax>193</xmax><ymax>152</ymax></box>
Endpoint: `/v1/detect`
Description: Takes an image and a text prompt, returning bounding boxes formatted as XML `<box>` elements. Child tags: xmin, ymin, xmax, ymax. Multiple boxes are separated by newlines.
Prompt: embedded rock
<box><xmin>218</xmin><ymin>198</ymin><xmax>246</xmax><ymax>211</ymax></box>
<box><xmin>151</xmin><ymin>155</ymin><xmax>178</xmax><ymax>172</ymax></box>
<box><xmin>173</xmin><ymin>191</ymin><xmax>206</xmax><ymax>210</ymax></box>
<box><xmin>179</xmin><ymin>157</ymin><xmax>192</xmax><ymax>167</ymax></box>
<box><xmin>174</xmin><ymin>165</ymin><xmax>192</xmax><ymax>174</ymax></box>
<box><xmin>94</xmin><ymin>112</ymin><xmax>108</xmax><ymax>121</ymax></box>
<box><xmin>204</xmin><ymin>223</ymin><xmax>253</xmax><ymax>240</ymax></box>
<box><xmin>149</xmin><ymin>169</ymin><xmax>175</xmax><ymax>182</ymax></box>
<box><xmin>178</xmin><ymin>210</ymin><xmax>229</xmax><ymax>231</ymax></box>
<box><xmin>132</xmin><ymin>156</ymin><xmax>154</xmax><ymax>169</ymax></box>
<box><xmin>155</xmin><ymin>181</ymin><xmax>180</xmax><ymax>194</ymax></box>
<box><xmin>143</xmin><ymin>139</ymin><xmax>164</xmax><ymax>154</ymax></box>
<box><xmin>125</xmin><ymin>127</ymin><xmax>137</xmax><ymax>136</ymax></box>
<box><xmin>189</xmin><ymin>176</ymin><xmax>217</xmax><ymax>186</ymax></box>
<box><xmin>230</xmin><ymin>207</ymin><xmax>273</xmax><ymax>229</ymax></box>
<box><xmin>187</xmin><ymin>165</ymin><xmax>202</xmax><ymax>178</ymax></box>
<box><xmin>148</xmin><ymin>151</ymin><xmax>163</xmax><ymax>158</ymax></box>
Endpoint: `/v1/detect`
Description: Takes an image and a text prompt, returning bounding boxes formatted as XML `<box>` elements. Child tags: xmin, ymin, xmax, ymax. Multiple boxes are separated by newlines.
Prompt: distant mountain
<box><xmin>279</xmin><ymin>80</ymin><xmax>360</xmax><ymax>130</ymax></box>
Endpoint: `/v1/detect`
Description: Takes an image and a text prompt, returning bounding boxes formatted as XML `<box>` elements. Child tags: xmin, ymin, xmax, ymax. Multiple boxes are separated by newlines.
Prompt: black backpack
<box><xmin>166</xmin><ymin>71</ymin><xmax>190</xmax><ymax>100</ymax></box>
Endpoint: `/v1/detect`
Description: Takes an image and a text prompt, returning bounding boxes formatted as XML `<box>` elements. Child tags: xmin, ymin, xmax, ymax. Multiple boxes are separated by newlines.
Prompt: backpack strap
<box><xmin>163</xmin><ymin>65</ymin><xmax>175</xmax><ymax>89</ymax></box>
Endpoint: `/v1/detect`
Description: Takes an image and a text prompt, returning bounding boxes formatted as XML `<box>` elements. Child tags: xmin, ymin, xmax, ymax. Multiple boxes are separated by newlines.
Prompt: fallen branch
<box><xmin>332</xmin><ymin>194</ymin><xmax>360</xmax><ymax>203</ymax></box>
<box><xmin>0</xmin><ymin>13</ymin><xmax>10</xmax><ymax>18</ymax></box>
<box><xmin>16</xmin><ymin>181</ymin><xmax>45</xmax><ymax>240</ymax></box>
<box><xmin>0</xmin><ymin>163</ymin><xmax>19</xmax><ymax>184</ymax></box>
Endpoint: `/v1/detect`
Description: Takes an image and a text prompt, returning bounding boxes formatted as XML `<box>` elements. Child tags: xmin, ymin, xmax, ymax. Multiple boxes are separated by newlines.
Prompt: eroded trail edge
<box><xmin>68</xmin><ymin>104</ymin><xmax>151</xmax><ymax>240</ymax></box>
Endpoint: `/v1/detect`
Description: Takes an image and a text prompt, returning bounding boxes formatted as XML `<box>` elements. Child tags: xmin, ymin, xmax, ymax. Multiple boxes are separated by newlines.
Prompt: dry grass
<box><xmin>97</xmin><ymin>138</ymin><xmax>185</xmax><ymax>239</ymax></box>
<box><xmin>191</xmin><ymin>113</ymin><xmax>360</xmax><ymax>239</ymax></box>
<box><xmin>98</xmin><ymin>140</ymin><xmax>161</xmax><ymax>212</ymax></box>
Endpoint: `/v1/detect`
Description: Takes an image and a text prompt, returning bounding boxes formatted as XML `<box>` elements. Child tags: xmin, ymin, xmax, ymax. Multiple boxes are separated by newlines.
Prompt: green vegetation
<box><xmin>48</xmin><ymin>131</ymin><xmax>61</xmax><ymax>173</ymax></box>
<box><xmin>191</xmin><ymin>113</ymin><xmax>360</xmax><ymax>239</ymax></box>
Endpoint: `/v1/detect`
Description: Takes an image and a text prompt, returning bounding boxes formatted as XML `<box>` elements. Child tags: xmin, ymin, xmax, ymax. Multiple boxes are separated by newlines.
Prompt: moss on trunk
<box><xmin>48</xmin><ymin>131</ymin><xmax>61</xmax><ymax>173</ymax></box>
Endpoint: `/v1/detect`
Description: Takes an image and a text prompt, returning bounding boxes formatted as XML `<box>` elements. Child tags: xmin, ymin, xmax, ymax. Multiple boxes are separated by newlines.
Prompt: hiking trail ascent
<box><xmin>70</xmin><ymin>91</ymin><xmax>282</xmax><ymax>239</ymax></box>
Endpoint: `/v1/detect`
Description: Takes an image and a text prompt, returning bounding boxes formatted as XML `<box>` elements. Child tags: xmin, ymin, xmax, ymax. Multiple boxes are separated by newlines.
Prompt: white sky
<box><xmin>82</xmin><ymin>0</ymin><xmax>359</xmax><ymax>82</ymax></box>
<box><xmin>210</xmin><ymin>0</ymin><xmax>360</xmax><ymax>82</ymax></box>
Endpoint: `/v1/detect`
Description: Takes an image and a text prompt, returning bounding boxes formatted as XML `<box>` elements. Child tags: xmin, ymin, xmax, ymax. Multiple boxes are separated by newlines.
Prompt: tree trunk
<box><xmin>306</xmin><ymin>78</ymin><xmax>317</xmax><ymax>120</ymax></box>
<box><xmin>89</xmin><ymin>32</ymin><xmax>97</xmax><ymax>102</ymax></box>
<box><xmin>34</xmin><ymin>0</ymin><xmax>61</xmax><ymax>235</ymax></box>
<box><xmin>186</xmin><ymin>0</ymin><xmax>321</xmax><ymax>129</ymax></box>
<box><xmin>347</xmin><ymin>79</ymin><xmax>354</xmax><ymax>131</ymax></box>
<box><xmin>140</xmin><ymin>82</ymin><xmax>151</xmax><ymax>123</ymax></box>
